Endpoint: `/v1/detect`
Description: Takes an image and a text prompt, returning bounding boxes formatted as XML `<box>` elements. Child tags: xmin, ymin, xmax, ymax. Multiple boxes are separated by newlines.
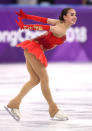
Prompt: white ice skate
<box><xmin>4</xmin><ymin>106</ymin><xmax>21</xmax><ymax>121</ymax></box>
<box><xmin>51</xmin><ymin>110</ymin><xmax>69</xmax><ymax>121</ymax></box>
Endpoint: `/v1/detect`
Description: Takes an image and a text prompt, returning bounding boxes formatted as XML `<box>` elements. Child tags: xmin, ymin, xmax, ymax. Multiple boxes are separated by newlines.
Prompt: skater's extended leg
<box><xmin>7</xmin><ymin>52</ymin><xmax>40</xmax><ymax>109</ymax></box>
<box><xmin>25</xmin><ymin>50</ymin><xmax>68</xmax><ymax>120</ymax></box>
<box><xmin>5</xmin><ymin>51</ymin><xmax>40</xmax><ymax>120</ymax></box>
<box><xmin>24</xmin><ymin>50</ymin><xmax>59</xmax><ymax>117</ymax></box>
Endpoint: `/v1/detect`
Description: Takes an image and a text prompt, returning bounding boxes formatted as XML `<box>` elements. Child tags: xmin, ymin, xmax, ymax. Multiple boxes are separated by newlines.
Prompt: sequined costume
<box><xmin>16</xmin><ymin>32</ymin><xmax>66</xmax><ymax>67</ymax></box>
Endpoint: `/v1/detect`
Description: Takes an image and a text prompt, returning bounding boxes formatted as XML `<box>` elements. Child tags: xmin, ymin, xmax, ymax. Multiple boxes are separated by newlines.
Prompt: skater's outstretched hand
<box><xmin>16</xmin><ymin>9</ymin><xmax>27</xmax><ymax>19</ymax></box>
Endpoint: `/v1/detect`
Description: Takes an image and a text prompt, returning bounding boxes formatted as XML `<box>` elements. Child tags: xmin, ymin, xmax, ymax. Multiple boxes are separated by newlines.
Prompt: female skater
<box><xmin>5</xmin><ymin>8</ymin><xmax>77</xmax><ymax>121</ymax></box>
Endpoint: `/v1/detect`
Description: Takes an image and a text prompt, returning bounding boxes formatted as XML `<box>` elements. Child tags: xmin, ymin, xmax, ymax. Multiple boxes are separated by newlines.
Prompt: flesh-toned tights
<box><xmin>7</xmin><ymin>49</ymin><xmax>59</xmax><ymax>117</ymax></box>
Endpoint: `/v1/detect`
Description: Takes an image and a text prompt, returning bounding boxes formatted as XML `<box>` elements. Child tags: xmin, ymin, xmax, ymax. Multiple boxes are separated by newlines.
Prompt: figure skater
<box><xmin>4</xmin><ymin>8</ymin><xmax>77</xmax><ymax>121</ymax></box>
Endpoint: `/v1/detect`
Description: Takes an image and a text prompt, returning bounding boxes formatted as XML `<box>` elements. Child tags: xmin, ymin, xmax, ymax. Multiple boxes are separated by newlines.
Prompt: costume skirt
<box><xmin>16</xmin><ymin>40</ymin><xmax>47</xmax><ymax>67</ymax></box>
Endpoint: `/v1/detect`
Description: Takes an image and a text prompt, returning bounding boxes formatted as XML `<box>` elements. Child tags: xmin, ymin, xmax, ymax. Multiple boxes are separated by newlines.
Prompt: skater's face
<box><xmin>64</xmin><ymin>9</ymin><xmax>77</xmax><ymax>25</ymax></box>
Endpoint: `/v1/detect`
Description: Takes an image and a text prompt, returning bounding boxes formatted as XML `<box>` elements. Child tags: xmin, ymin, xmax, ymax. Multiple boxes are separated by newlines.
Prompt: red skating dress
<box><xmin>16</xmin><ymin>31</ymin><xmax>66</xmax><ymax>67</ymax></box>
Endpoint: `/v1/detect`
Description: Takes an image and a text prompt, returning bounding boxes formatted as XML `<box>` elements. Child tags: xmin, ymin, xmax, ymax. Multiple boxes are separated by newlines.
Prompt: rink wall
<box><xmin>0</xmin><ymin>5</ymin><xmax>92</xmax><ymax>63</ymax></box>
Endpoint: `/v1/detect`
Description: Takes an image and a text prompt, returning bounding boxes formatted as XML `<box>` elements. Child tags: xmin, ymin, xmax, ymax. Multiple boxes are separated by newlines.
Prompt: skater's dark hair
<box><xmin>59</xmin><ymin>8</ymin><xmax>73</xmax><ymax>21</ymax></box>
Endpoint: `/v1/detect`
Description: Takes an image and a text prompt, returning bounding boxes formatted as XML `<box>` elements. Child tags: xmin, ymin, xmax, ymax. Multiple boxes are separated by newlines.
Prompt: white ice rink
<box><xmin>0</xmin><ymin>63</ymin><xmax>92</xmax><ymax>131</ymax></box>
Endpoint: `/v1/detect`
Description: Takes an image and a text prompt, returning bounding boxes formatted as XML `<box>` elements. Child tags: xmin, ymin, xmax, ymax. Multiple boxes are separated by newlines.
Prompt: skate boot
<box><xmin>4</xmin><ymin>106</ymin><xmax>21</xmax><ymax>121</ymax></box>
<box><xmin>52</xmin><ymin>110</ymin><xmax>69</xmax><ymax>121</ymax></box>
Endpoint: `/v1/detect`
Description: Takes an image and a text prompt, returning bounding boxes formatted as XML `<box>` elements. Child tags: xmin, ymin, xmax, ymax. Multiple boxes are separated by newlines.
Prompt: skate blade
<box><xmin>4</xmin><ymin>106</ymin><xmax>20</xmax><ymax>121</ymax></box>
<box><xmin>51</xmin><ymin>116</ymin><xmax>69</xmax><ymax>121</ymax></box>
<box><xmin>51</xmin><ymin>114</ymin><xmax>69</xmax><ymax>121</ymax></box>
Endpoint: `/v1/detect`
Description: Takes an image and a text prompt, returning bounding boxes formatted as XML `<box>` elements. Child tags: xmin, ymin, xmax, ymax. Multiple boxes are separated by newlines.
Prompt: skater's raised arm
<box><xmin>16</xmin><ymin>9</ymin><xmax>59</xmax><ymax>25</ymax></box>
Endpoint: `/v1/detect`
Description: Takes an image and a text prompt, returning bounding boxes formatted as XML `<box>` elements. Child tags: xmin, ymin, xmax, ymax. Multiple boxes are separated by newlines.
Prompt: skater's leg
<box><xmin>24</xmin><ymin>50</ymin><xmax>59</xmax><ymax>118</ymax></box>
<box><xmin>7</xmin><ymin>52</ymin><xmax>40</xmax><ymax>109</ymax></box>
